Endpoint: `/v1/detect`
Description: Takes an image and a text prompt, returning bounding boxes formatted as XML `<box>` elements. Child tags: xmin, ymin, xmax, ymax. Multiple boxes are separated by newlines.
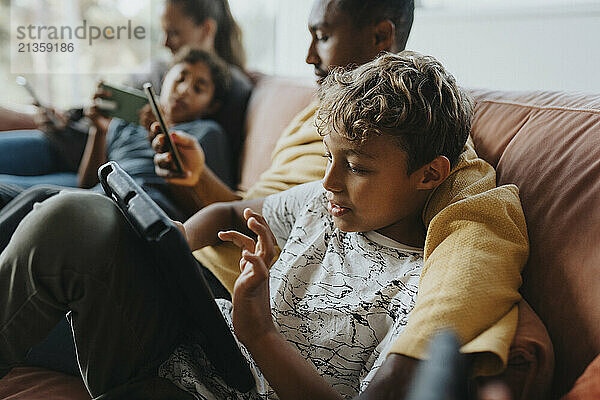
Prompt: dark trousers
<box><xmin>0</xmin><ymin>191</ymin><xmax>197</xmax><ymax>398</ymax></box>
<box><xmin>0</xmin><ymin>185</ymin><xmax>80</xmax><ymax>375</ymax></box>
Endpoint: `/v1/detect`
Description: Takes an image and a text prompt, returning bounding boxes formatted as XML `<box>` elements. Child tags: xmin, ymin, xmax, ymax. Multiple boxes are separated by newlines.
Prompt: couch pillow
<box><xmin>469</xmin><ymin>89</ymin><xmax>600</xmax><ymax>394</ymax></box>
<box><xmin>479</xmin><ymin>299</ymin><xmax>554</xmax><ymax>400</ymax></box>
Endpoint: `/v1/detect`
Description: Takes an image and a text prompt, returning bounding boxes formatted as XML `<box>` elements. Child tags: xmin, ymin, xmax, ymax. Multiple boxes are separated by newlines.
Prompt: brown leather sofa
<box><xmin>1</xmin><ymin>76</ymin><xmax>599</xmax><ymax>399</ymax></box>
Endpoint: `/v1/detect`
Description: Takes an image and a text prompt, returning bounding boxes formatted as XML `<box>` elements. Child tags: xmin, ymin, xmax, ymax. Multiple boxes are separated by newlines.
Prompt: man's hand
<box><xmin>357</xmin><ymin>354</ymin><xmax>513</xmax><ymax>400</ymax></box>
<box><xmin>151</xmin><ymin>122</ymin><xmax>206</xmax><ymax>186</ymax></box>
<box><xmin>218</xmin><ymin>208</ymin><xmax>277</xmax><ymax>346</ymax></box>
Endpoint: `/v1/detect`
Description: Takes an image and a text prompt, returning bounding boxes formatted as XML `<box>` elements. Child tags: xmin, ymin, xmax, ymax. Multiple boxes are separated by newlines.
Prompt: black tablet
<box><xmin>98</xmin><ymin>161</ymin><xmax>255</xmax><ymax>392</ymax></box>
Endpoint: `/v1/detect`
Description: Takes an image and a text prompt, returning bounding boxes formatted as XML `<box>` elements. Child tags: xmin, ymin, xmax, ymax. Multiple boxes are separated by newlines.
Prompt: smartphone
<box><xmin>16</xmin><ymin>76</ymin><xmax>61</xmax><ymax>127</ymax></box>
<box><xmin>96</xmin><ymin>83</ymin><xmax>148</xmax><ymax>125</ymax></box>
<box><xmin>16</xmin><ymin>76</ymin><xmax>43</xmax><ymax>106</ymax></box>
<box><xmin>143</xmin><ymin>83</ymin><xmax>185</xmax><ymax>176</ymax></box>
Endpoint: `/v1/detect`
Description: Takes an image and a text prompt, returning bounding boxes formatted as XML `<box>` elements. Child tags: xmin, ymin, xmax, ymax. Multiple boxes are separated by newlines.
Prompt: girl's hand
<box><xmin>86</xmin><ymin>81</ymin><xmax>112</xmax><ymax>135</ymax></box>
<box><xmin>85</xmin><ymin>104</ymin><xmax>111</xmax><ymax>136</ymax></box>
<box><xmin>139</xmin><ymin>104</ymin><xmax>156</xmax><ymax>133</ymax></box>
<box><xmin>218</xmin><ymin>208</ymin><xmax>277</xmax><ymax>345</ymax></box>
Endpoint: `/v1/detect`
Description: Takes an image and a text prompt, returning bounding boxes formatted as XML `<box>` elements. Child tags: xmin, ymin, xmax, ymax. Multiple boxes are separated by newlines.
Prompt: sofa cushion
<box><xmin>561</xmin><ymin>354</ymin><xmax>600</xmax><ymax>400</ymax></box>
<box><xmin>0</xmin><ymin>367</ymin><xmax>90</xmax><ymax>399</ymax></box>
<box><xmin>469</xmin><ymin>89</ymin><xmax>600</xmax><ymax>396</ymax></box>
<box><xmin>238</xmin><ymin>76</ymin><xmax>315</xmax><ymax>192</ymax></box>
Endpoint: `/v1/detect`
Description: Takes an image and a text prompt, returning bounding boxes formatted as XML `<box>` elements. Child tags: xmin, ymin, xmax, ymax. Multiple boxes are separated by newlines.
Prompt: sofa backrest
<box><xmin>237</xmin><ymin>75</ymin><xmax>316</xmax><ymax>192</ymax></box>
<box><xmin>469</xmin><ymin>89</ymin><xmax>600</xmax><ymax>396</ymax></box>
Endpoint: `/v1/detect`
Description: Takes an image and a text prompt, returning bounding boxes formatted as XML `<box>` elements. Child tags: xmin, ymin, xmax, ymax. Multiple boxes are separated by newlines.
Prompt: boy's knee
<box><xmin>13</xmin><ymin>191</ymin><xmax>126</xmax><ymax>260</ymax></box>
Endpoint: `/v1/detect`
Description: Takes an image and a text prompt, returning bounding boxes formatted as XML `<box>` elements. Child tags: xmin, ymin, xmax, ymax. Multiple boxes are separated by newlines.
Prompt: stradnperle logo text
<box><xmin>16</xmin><ymin>19</ymin><xmax>146</xmax><ymax>46</ymax></box>
<box><xmin>11</xmin><ymin>0</ymin><xmax>151</xmax><ymax>74</ymax></box>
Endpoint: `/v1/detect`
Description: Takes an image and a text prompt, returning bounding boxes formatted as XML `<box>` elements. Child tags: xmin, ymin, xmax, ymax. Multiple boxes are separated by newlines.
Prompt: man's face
<box><xmin>161</xmin><ymin>3</ymin><xmax>209</xmax><ymax>54</ymax></box>
<box><xmin>306</xmin><ymin>0</ymin><xmax>382</xmax><ymax>83</ymax></box>
<box><xmin>161</xmin><ymin>61</ymin><xmax>216</xmax><ymax>124</ymax></box>
<box><xmin>322</xmin><ymin>131</ymin><xmax>428</xmax><ymax>245</ymax></box>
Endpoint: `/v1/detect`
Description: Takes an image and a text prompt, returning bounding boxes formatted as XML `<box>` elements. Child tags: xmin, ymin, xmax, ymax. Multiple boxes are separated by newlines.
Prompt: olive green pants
<box><xmin>0</xmin><ymin>191</ymin><xmax>194</xmax><ymax>399</ymax></box>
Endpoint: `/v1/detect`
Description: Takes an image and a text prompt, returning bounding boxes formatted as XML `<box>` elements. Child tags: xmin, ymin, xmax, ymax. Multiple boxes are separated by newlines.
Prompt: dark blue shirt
<box><xmin>105</xmin><ymin>118</ymin><xmax>233</xmax><ymax>188</ymax></box>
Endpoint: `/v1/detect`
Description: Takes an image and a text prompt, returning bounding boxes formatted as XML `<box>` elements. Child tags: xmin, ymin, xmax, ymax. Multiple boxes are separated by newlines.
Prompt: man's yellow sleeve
<box><xmin>388</xmin><ymin>140</ymin><xmax>529</xmax><ymax>376</ymax></box>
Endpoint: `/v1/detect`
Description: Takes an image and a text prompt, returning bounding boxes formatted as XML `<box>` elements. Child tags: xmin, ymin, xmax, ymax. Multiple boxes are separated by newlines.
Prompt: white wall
<box><xmin>233</xmin><ymin>1</ymin><xmax>600</xmax><ymax>92</ymax></box>
<box><xmin>407</xmin><ymin>3</ymin><xmax>600</xmax><ymax>92</ymax></box>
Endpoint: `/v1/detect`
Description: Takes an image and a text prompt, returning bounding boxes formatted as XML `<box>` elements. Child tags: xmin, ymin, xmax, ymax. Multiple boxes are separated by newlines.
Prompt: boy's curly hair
<box><xmin>172</xmin><ymin>47</ymin><xmax>231</xmax><ymax>106</ymax></box>
<box><xmin>316</xmin><ymin>51</ymin><xmax>473</xmax><ymax>173</ymax></box>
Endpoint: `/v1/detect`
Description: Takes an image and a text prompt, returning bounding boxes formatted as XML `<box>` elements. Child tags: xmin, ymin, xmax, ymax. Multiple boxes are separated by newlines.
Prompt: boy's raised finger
<box><xmin>244</xmin><ymin>209</ymin><xmax>276</xmax><ymax>248</ymax></box>
<box><xmin>240</xmin><ymin>251</ymin><xmax>269</xmax><ymax>282</ymax></box>
<box><xmin>218</xmin><ymin>230</ymin><xmax>256</xmax><ymax>253</ymax></box>
<box><xmin>243</xmin><ymin>209</ymin><xmax>271</xmax><ymax>232</ymax></box>
<box><xmin>246</xmin><ymin>218</ymin><xmax>276</xmax><ymax>263</ymax></box>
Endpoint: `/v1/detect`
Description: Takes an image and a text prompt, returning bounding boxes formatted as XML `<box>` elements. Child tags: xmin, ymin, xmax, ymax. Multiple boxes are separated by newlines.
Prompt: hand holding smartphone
<box><xmin>16</xmin><ymin>75</ymin><xmax>63</xmax><ymax>129</ymax></box>
<box><xmin>143</xmin><ymin>83</ymin><xmax>185</xmax><ymax>177</ymax></box>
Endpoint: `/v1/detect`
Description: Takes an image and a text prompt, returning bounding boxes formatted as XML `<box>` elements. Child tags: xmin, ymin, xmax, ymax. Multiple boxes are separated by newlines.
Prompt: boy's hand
<box><xmin>151</xmin><ymin>122</ymin><xmax>205</xmax><ymax>186</ymax></box>
<box><xmin>218</xmin><ymin>208</ymin><xmax>277</xmax><ymax>345</ymax></box>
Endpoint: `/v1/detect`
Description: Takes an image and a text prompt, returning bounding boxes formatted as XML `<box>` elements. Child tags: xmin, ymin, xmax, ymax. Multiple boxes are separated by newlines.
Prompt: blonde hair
<box><xmin>316</xmin><ymin>51</ymin><xmax>473</xmax><ymax>172</ymax></box>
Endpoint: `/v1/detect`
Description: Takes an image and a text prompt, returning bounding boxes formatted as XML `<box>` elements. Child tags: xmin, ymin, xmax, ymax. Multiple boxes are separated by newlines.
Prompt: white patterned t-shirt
<box><xmin>160</xmin><ymin>181</ymin><xmax>423</xmax><ymax>399</ymax></box>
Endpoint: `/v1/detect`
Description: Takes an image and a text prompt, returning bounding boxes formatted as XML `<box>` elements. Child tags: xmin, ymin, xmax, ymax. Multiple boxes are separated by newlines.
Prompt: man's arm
<box><xmin>357</xmin><ymin>354</ymin><xmax>510</xmax><ymax>400</ymax></box>
<box><xmin>77</xmin><ymin>126</ymin><xmax>107</xmax><ymax>188</ymax></box>
<box><xmin>183</xmin><ymin>197</ymin><xmax>264</xmax><ymax>251</ymax></box>
<box><xmin>356</xmin><ymin>354</ymin><xmax>419</xmax><ymax>400</ymax></box>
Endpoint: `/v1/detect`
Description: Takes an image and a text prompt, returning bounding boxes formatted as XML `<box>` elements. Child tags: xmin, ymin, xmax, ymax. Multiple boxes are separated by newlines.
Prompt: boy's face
<box><xmin>162</xmin><ymin>61</ymin><xmax>216</xmax><ymax>124</ymax></box>
<box><xmin>306</xmin><ymin>0</ymin><xmax>384</xmax><ymax>83</ymax></box>
<box><xmin>322</xmin><ymin>131</ymin><xmax>429</xmax><ymax>245</ymax></box>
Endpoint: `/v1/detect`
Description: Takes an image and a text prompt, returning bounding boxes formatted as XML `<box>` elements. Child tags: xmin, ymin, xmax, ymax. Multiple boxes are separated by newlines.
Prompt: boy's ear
<box><xmin>373</xmin><ymin>20</ymin><xmax>395</xmax><ymax>53</ymax></box>
<box><xmin>415</xmin><ymin>156</ymin><xmax>451</xmax><ymax>190</ymax></box>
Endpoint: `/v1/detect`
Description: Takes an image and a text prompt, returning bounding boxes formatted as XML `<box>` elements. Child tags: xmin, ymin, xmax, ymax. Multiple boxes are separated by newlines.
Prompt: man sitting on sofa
<box><xmin>0</xmin><ymin>0</ymin><xmax>528</xmax><ymax>397</ymax></box>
